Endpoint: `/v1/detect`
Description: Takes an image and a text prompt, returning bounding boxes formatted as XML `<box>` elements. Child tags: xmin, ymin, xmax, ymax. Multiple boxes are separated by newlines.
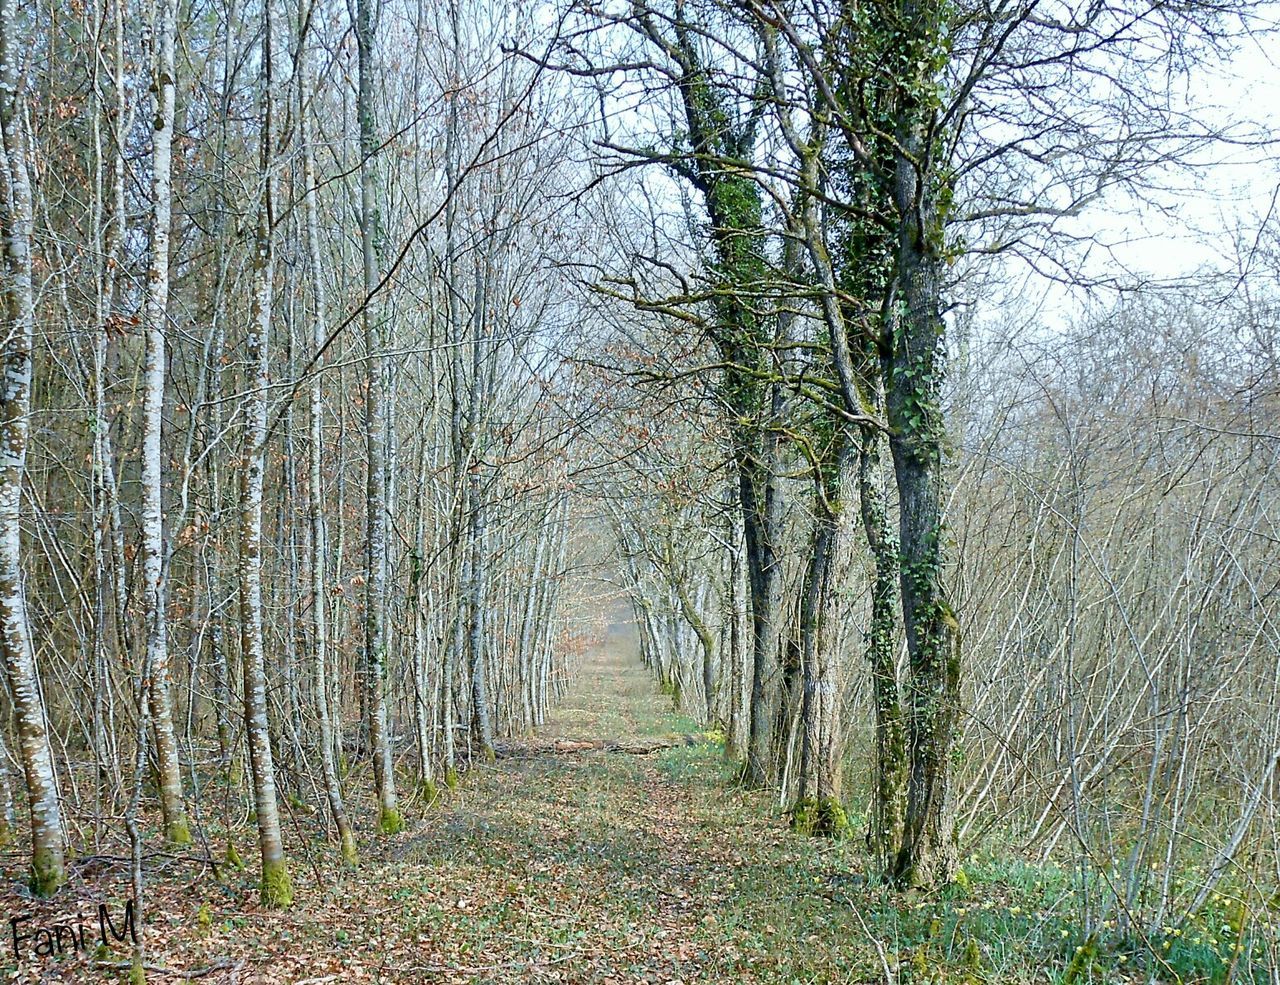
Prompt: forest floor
<box><xmin>0</xmin><ymin>635</ymin><xmax>1252</xmax><ymax>984</ymax></box>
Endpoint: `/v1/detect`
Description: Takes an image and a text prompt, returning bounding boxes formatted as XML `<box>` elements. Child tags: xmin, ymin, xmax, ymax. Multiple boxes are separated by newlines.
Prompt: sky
<box><xmin>1027</xmin><ymin>26</ymin><xmax>1280</xmax><ymax>323</ymax></box>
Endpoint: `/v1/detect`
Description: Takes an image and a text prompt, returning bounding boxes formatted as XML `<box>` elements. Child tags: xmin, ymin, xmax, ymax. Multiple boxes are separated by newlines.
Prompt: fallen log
<box><xmin>497</xmin><ymin>734</ymin><xmax>705</xmax><ymax>759</ymax></box>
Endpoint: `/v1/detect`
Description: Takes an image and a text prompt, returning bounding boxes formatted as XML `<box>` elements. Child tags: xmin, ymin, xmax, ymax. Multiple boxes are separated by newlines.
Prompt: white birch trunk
<box><xmin>239</xmin><ymin>0</ymin><xmax>291</xmax><ymax>906</ymax></box>
<box><xmin>140</xmin><ymin>0</ymin><xmax>189</xmax><ymax>846</ymax></box>
<box><xmin>0</xmin><ymin>0</ymin><xmax>66</xmax><ymax>894</ymax></box>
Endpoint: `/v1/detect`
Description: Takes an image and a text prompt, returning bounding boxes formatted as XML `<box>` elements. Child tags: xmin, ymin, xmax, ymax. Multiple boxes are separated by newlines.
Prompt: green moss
<box><xmin>224</xmin><ymin>840</ymin><xmax>245</xmax><ymax>872</ymax></box>
<box><xmin>166</xmin><ymin>817</ymin><xmax>192</xmax><ymax>847</ymax></box>
<box><xmin>196</xmin><ymin>903</ymin><xmax>212</xmax><ymax>928</ymax></box>
<box><xmin>0</xmin><ymin>820</ymin><xmax>15</xmax><ymax>848</ymax></box>
<box><xmin>128</xmin><ymin>955</ymin><xmax>146</xmax><ymax>985</ymax></box>
<box><xmin>30</xmin><ymin>846</ymin><xmax>65</xmax><ymax>897</ymax></box>
<box><xmin>788</xmin><ymin>797</ymin><xmax>850</xmax><ymax>839</ymax></box>
<box><xmin>259</xmin><ymin>858</ymin><xmax>294</xmax><ymax>908</ymax></box>
<box><xmin>420</xmin><ymin>778</ymin><xmax>440</xmax><ymax>806</ymax></box>
<box><xmin>340</xmin><ymin>829</ymin><xmax>358</xmax><ymax>867</ymax></box>
<box><xmin>482</xmin><ymin>744</ymin><xmax>496</xmax><ymax>765</ymax></box>
<box><xmin>1061</xmin><ymin>935</ymin><xmax>1097</xmax><ymax>985</ymax></box>
<box><xmin>444</xmin><ymin>767</ymin><xmax>460</xmax><ymax>790</ymax></box>
<box><xmin>1226</xmin><ymin>895</ymin><xmax>1249</xmax><ymax>934</ymax></box>
<box><xmin>378</xmin><ymin>807</ymin><xmax>405</xmax><ymax>835</ymax></box>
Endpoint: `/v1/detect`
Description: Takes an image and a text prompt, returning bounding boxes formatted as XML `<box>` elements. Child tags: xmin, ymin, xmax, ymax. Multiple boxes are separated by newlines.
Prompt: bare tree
<box><xmin>0</xmin><ymin>0</ymin><xmax>66</xmax><ymax>897</ymax></box>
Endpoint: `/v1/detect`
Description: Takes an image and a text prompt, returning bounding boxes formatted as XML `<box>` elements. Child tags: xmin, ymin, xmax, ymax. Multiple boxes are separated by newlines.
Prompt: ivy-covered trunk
<box><xmin>858</xmin><ymin>423</ymin><xmax>908</xmax><ymax>874</ymax></box>
<box><xmin>885</xmin><ymin>114</ymin><xmax>961</xmax><ymax>888</ymax></box>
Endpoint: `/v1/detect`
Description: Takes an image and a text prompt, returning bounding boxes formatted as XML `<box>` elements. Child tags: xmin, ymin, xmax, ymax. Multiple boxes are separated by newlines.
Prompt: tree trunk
<box><xmin>467</xmin><ymin>480</ymin><xmax>494</xmax><ymax>760</ymax></box>
<box><xmin>740</xmin><ymin>401</ymin><xmax>785</xmax><ymax>786</ymax></box>
<box><xmin>410</xmin><ymin>432</ymin><xmax>436</xmax><ymax>795</ymax></box>
<box><xmin>302</xmin><ymin>10</ymin><xmax>356</xmax><ymax>864</ymax></box>
<box><xmin>141</xmin><ymin>0</ymin><xmax>190</xmax><ymax>847</ymax></box>
<box><xmin>793</xmin><ymin>496</ymin><xmax>840</xmax><ymax>834</ymax></box>
<box><xmin>239</xmin><ymin>0</ymin><xmax>292</xmax><ymax>906</ymax></box>
<box><xmin>0</xmin><ymin>0</ymin><xmax>66</xmax><ymax>895</ymax></box>
<box><xmin>670</xmin><ymin>547</ymin><xmax>717</xmax><ymax>727</ymax></box>
<box><xmin>886</xmin><ymin>118</ymin><xmax>961</xmax><ymax>888</ymax></box>
<box><xmin>859</xmin><ymin>423</ymin><xmax>908</xmax><ymax>875</ymax></box>
<box><xmin>356</xmin><ymin>0</ymin><xmax>402</xmax><ymax>835</ymax></box>
<box><xmin>791</xmin><ymin>433</ymin><xmax>853</xmax><ymax>839</ymax></box>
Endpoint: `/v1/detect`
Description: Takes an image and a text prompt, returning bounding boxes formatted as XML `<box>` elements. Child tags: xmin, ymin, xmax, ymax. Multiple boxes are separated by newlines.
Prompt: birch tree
<box><xmin>0</xmin><ymin>0</ymin><xmax>65</xmax><ymax>897</ymax></box>
<box><xmin>140</xmin><ymin>0</ymin><xmax>191</xmax><ymax>847</ymax></box>
<box><xmin>239</xmin><ymin>0</ymin><xmax>292</xmax><ymax>907</ymax></box>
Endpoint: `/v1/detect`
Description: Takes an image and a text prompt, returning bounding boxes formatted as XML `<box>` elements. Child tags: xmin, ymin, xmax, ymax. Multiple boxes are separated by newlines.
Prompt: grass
<box><xmin>2</xmin><ymin>644</ymin><xmax>1276</xmax><ymax>982</ymax></box>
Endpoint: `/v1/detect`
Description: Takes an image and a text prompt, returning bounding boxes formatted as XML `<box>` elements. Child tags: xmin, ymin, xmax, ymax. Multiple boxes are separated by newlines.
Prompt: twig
<box><xmin>94</xmin><ymin>957</ymin><xmax>242</xmax><ymax>980</ymax></box>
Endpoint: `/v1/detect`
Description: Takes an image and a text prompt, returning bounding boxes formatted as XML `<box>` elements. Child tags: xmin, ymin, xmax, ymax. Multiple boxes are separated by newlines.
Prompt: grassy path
<box><xmin>249</xmin><ymin>627</ymin><xmax>893</xmax><ymax>984</ymax></box>
<box><xmin>4</xmin><ymin>626</ymin><xmax>1249</xmax><ymax>983</ymax></box>
<box><xmin>8</xmin><ymin>625</ymin><xmax>1044</xmax><ymax>984</ymax></box>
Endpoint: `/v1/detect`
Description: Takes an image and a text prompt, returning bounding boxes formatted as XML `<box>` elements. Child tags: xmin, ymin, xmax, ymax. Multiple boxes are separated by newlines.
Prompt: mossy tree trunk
<box><xmin>0</xmin><ymin>0</ymin><xmax>66</xmax><ymax>895</ymax></box>
<box><xmin>885</xmin><ymin>25</ymin><xmax>961</xmax><ymax>881</ymax></box>
<box><xmin>632</xmin><ymin>7</ymin><xmax>787</xmax><ymax>786</ymax></box>
<box><xmin>858</xmin><ymin>423</ymin><xmax>907</xmax><ymax>873</ymax></box>
<box><xmin>793</xmin><ymin>438</ymin><xmax>849</xmax><ymax>838</ymax></box>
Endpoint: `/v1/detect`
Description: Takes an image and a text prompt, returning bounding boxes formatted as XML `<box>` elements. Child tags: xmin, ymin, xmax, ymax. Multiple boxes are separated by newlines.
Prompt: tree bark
<box><xmin>740</xmin><ymin>406</ymin><xmax>785</xmax><ymax>787</ymax></box>
<box><xmin>886</xmin><ymin>109</ymin><xmax>961</xmax><ymax>888</ymax></box>
<box><xmin>302</xmin><ymin>9</ymin><xmax>356</xmax><ymax>864</ymax></box>
<box><xmin>355</xmin><ymin>0</ymin><xmax>402</xmax><ymax>835</ymax></box>
<box><xmin>858</xmin><ymin>424</ymin><xmax>907</xmax><ymax>874</ymax></box>
<box><xmin>0</xmin><ymin>0</ymin><xmax>66</xmax><ymax>895</ymax></box>
<box><xmin>239</xmin><ymin>0</ymin><xmax>292</xmax><ymax>906</ymax></box>
<box><xmin>140</xmin><ymin>0</ymin><xmax>190</xmax><ymax>847</ymax></box>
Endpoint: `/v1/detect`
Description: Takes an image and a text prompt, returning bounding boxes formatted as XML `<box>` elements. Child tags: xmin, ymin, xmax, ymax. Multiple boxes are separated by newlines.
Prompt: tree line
<box><xmin>556</xmin><ymin>0</ymin><xmax>1278</xmax><ymax>909</ymax></box>
<box><xmin>1</xmin><ymin>0</ymin><xmax>1278</xmax><ymax>974</ymax></box>
<box><xmin>0</xmin><ymin>0</ymin><xmax>587</xmax><ymax>930</ymax></box>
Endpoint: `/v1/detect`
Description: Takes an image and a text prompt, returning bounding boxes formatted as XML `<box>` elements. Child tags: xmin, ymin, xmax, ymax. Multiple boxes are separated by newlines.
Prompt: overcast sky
<box><xmin>1022</xmin><ymin>25</ymin><xmax>1280</xmax><ymax>325</ymax></box>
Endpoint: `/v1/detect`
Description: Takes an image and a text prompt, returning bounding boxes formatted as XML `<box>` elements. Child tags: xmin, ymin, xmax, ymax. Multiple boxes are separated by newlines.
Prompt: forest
<box><xmin>0</xmin><ymin>0</ymin><xmax>1278</xmax><ymax>980</ymax></box>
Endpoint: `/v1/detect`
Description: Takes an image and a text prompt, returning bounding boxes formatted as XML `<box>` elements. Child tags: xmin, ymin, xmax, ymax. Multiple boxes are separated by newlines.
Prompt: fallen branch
<box><xmin>498</xmin><ymin>734</ymin><xmax>704</xmax><ymax>757</ymax></box>
<box><xmin>94</xmin><ymin>957</ymin><xmax>242</xmax><ymax>980</ymax></box>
